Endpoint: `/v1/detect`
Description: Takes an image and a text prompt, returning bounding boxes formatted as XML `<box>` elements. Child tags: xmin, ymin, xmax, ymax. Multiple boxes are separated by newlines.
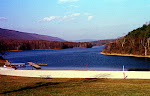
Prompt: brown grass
<box><xmin>0</xmin><ymin>75</ymin><xmax>150</xmax><ymax>96</ymax></box>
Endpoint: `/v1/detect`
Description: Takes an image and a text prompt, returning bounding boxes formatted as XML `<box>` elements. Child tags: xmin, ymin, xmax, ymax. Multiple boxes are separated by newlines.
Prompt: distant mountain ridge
<box><xmin>0</xmin><ymin>28</ymin><xmax>65</xmax><ymax>41</ymax></box>
<box><xmin>90</xmin><ymin>39</ymin><xmax>115</xmax><ymax>46</ymax></box>
<box><xmin>71</xmin><ymin>39</ymin><xmax>97</xmax><ymax>42</ymax></box>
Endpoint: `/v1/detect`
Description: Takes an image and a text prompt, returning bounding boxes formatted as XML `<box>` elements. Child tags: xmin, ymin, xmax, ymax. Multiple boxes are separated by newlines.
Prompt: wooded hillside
<box><xmin>0</xmin><ymin>28</ymin><xmax>92</xmax><ymax>56</ymax></box>
<box><xmin>0</xmin><ymin>28</ymin><xmax>65</xmax><ymax>41</ymax></box>
<box><xmin>0</xmin><ymin>40</ymin><xmax>92</xmax><ymax>52</ymax></box>
<box><xmin>103</xmin><ymin>23</ymin><xmax>150</xmax><ymax>56</ymax></box>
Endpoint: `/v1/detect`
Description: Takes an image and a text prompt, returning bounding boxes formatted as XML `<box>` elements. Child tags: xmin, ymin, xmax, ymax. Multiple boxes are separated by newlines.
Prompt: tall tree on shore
<box><xmin>0</xmin><ymin>40</ymin><xmax>7</xmax><ymax>57</ymax></box>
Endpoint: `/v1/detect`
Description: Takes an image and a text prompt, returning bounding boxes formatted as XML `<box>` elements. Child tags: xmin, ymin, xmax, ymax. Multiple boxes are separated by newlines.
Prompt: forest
<box><xmin>0</xmin><ymin>40</ymin><xmax>92</xmax><ymax>56</ymax></box>
<box><xmin>103</xmin><ymin>23</ymin><xmax>150</xmax><ymax>56</ymax></box>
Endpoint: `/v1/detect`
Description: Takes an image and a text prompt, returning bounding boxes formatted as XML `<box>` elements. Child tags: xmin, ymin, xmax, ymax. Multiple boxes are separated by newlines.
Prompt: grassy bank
<box><xmin>0</xmin><ymin>75</ymin><xmax>150</xmax><ymax>96</ymax></box>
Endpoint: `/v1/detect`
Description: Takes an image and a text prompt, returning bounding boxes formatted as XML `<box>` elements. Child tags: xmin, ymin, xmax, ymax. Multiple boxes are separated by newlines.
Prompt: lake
<box><xmin>4</xmin><ymin>46</ymin><xmax>150</xmax><ymax>70</ymax></box>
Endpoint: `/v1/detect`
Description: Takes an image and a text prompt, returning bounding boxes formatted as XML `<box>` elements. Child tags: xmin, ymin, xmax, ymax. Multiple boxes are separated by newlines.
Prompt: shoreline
<box><xmin>101</xmin><ymin>52</ymin><xmax>150</xmax><ymax>58</ymax></box>
<box><xmin>0</xmin><ymin>69</ymin><xmax>150</xmax><ymax>79</ymax></box>
<box><xmin>8</xmin><ymin>47</ymin><xmax>91</xmax><ymax>51</ymax></box>
<box><xmin>8</xmin><ymin>48</ymin><xmax>62</xmax><ymax>51</ymax></box>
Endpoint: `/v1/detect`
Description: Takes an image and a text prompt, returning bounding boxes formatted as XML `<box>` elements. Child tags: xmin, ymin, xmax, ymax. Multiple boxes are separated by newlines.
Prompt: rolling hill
<box><xmin>0</xmin><ymin>28</ymin><xmax>93</xmax><ymax>52</ymax></box>
<box><xmin>0</xmin><ymin>28</ymin><xmax>65</xmax><ymax>41</ymax></box>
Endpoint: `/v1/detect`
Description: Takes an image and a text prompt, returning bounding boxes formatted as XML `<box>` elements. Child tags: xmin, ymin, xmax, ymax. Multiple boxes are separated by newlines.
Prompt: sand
<box><xmin>101</xmin><ymin>52</ymin><xmax>150</xmax><ymax>58</ymax></box>
<box><xmin>0</xmin><ymin>68</ymin><xmax>150</xmax><ymax>79</ymax></box>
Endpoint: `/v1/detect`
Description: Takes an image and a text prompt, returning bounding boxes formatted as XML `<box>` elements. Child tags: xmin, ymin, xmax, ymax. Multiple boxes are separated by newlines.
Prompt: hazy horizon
<box><xmin>0</xmin><ymin>0</ymin><xmax>150</xmax><ymax>41</ymax></box>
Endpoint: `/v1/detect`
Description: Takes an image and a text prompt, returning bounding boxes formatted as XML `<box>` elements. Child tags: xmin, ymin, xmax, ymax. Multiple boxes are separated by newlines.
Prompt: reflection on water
<box><xmin>4</xmin><ymin>46</ymin><xmax>150</xmax><ymax>70</ymax></box>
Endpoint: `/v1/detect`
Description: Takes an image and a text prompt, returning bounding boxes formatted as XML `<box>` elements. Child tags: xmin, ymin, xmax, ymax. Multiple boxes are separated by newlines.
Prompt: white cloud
<box><xmin>58</xmin><ymin>0</ymin><xmax>79</xmax><ymax>3</ymax></box>
<box><xmin>61</xmin><ymin>13</ymin><xmax>80</xmax><ymax>22</ymax></box>
<box><xmin>70</xmin><ymin>13</ymin><xmax>80</xmax><ymax>17</ymax></box>
<box><xmin>69</xmin><ymin>5</ymin><xmax>78</xmax><ymax>8</ymax></box>
<box><xmin>40</xmin><ymin>13</ymin><xmax>81</xmax><ymax>22</ymax></box>
<box><xmin>88</xmin><ymin>16</ymin><xmax>93</xmax><ymax>21</ymax></box>
<box><xmin>0</xmin><ymin>17</ymin><xmax>8</xmax><ymax>20</ymax></box>
<box><xmin>40</xmin><ymin>13</ymin><xmax>94</xmax><ymax>22</ymax></box>
<box><xmin>61</xmin><ymin>13</ymin><xmax>80</xmax><ymax>20</ymax></box>
<box><xmin>63</xmin><ymin>15</ymin><xmax>68</xmax><ymax>19</ymax></box>
<box><xmin>42</xmin><ymin>16</ymin><xmax>60</xmax><ymax>22</ymax></box>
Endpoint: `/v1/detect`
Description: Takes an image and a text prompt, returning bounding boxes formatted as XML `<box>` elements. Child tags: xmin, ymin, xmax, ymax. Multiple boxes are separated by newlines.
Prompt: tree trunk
<box><xmin>145</xmin><ymin>46</ymin><xmax>147</xmax><ymax>56</ymax></box>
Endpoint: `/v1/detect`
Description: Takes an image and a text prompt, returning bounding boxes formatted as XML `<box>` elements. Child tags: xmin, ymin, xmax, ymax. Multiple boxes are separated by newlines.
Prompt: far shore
<box><xmin>101</xmin><ymin>52</ymin><xmax>150</xmax><ymax>58</ymax></box>
<box><xmin>8</xmin><ymin>47</ymin><xmax>92</xmax><ymax>51</ymax></box>
<box><xmin>8</xmin><ymin>48</ymin><xmax>62</xmax><ymax>51</ymax></box>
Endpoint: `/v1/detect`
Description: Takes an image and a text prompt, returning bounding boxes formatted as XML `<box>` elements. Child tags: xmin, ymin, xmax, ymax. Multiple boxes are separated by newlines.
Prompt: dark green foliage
<box><xmin>129</xmin><ymin>47</ymin><xmax>132</xmax><ymax>53</ymax></box>
<box><xmin>127</xmin><ymin>24</ymin><xmax>150</xmax><ymax>37</ymax></box>
<box><xmin>61</xmin><ymin>44</ymin><xmax>68</xmax><ymax>49</ymax></box>
<box><xmin>19</xmin><ymin>45</ymin><xmax>26</xmax><ymax>50</ymax></box>
<box><xmin>0</xmin><ymin>41</ymin><xmax>7</xmax><ymax>56</ymax></box>
<box><xmin>141</xmin><ymin>24</ymin><xmax>147</xmax><ymax>31</ymax></box>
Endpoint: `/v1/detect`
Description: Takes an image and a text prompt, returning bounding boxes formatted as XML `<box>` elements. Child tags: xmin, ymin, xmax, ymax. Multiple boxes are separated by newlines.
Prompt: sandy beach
<box><xmin>0</xmin><ymin>68</ymin><xmax>150</xmax><ymax>79</ymax></box>
<box><xmin>101</xmin><ymin>52</ymin><xmax>150</xmax><ymax>58</ymax></box>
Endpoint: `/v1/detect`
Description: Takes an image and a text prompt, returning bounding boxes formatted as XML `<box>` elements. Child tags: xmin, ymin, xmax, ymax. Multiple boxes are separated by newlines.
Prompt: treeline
<box><xmin>103</xmin><ymin>23</ymin><xmax>150</xmax><ymax>56</ymax></box>
<box><xmin>0</xmin><ymin>40</ymin><xmax>92</xmax><ymax>51</ymax></box>
<box><xmin>90</xmin><ymin>39</ymin><xmax>115</xmax><ymax>46</ymax></box>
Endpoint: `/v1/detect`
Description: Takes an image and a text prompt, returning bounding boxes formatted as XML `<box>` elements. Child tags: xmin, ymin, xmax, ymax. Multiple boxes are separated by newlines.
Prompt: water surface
<box><xmin>4</xmin><ymin>46</ymin><xmax>150</xmax><ymax>70</ymax></box>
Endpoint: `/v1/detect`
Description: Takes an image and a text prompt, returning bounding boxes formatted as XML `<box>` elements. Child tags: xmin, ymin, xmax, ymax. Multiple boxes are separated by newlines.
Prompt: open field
<box><xmin>0</xmin><ymin>75</ymin><xmax>150</xmax><ymax>96</ymax></box>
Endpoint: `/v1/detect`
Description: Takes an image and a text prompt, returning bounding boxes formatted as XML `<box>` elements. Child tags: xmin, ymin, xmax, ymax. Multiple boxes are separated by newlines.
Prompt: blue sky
<box><xmin>0</xmin><ymin>0</ymin><xmax>150</xmax><ymax>41</ymax></box>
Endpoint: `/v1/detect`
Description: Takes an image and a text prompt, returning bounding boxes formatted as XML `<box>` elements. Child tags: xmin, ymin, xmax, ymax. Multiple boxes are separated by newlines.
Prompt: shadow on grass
<box><xmin>0</xmin><ymin>82</ymin><xmax>60</xmax><ymax>94</ymax></box>
<box><xmin>94</xmin><ymin>73</ymin><xmax>111</xmax><ymax>78</ymax></box>
<box><xmin>66</xmin><ymin>78</ymin><xmax>105</xmax><ymax>86</ymax></box>
<box><xmin>83</xmin><ymin>78</ymin><xmax>98</xmax><ymax>83</ymax></box>
<box><xmin>0</xmin><ymin>78</ymin><xmax>109</xmax><ymax>95</ymax></box>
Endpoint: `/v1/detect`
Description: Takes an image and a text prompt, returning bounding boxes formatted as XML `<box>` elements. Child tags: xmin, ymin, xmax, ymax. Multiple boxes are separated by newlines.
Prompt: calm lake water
<box><xmin>4</xmin><ymin>46</ymin><xmax>150</xmax><ymax>70</ymax></box>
